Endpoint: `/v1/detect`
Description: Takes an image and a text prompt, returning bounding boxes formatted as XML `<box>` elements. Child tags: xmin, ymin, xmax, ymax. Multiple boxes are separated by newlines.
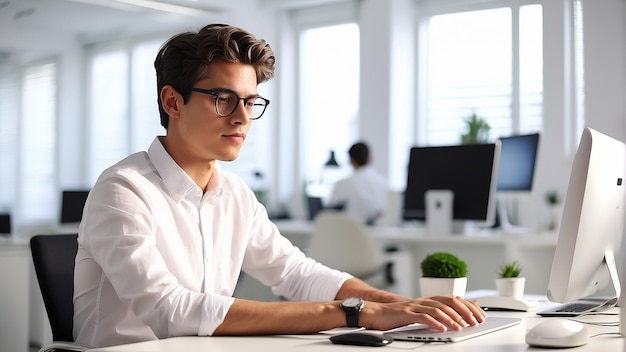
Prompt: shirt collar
<box><xmin>148</xmin><ymin>137</ymin><xmax>223</xmax><ymax>202</ymax></box>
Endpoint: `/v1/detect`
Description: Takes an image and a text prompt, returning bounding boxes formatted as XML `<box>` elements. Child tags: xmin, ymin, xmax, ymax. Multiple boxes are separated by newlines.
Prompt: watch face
<box><xmin>343</xmin><ymin>297</ymin><xmax>362</xmax><ymax>308</ymax></box>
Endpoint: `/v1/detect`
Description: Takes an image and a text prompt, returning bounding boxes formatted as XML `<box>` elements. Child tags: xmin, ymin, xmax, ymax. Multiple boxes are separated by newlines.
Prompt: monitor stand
<box><xmin>453</xmin><ymin>220</ymin><xmax>486</xmax><ymax>236</ymax></box>
<box><xmin>496</xmin><ymin>198</ymin><xmax>528</xmax><ymax>234</ymax></box>
<box><xmin>541</xmin><ymin>250</ymin><xmax>621</xmax><ymax>317</ymax></box>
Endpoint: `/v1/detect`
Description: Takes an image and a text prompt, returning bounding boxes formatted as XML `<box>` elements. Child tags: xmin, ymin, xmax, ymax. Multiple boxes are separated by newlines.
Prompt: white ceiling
<box><xmin>0</xmin><ymin>0</ymin><xmax>341</xmax><ymax>63</ymax></box>
<box><xmin>0</xmin><ymin>0</ymin><xmax>228</xmax><ymax>62</ymax></box>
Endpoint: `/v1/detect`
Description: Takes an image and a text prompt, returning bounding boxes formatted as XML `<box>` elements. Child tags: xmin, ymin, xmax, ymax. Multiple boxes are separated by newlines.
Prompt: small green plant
<box><xmin>499</xmin><ymin>261</ymin><xmax>523</xmax><ymax>278</ymax></box>
<box><xmin>420</xmin><ymin>252</ymin><xmax>467</xmax><ymax>278</ymax></box>
<box><xmin>545</xmin><ymin>190</ymin><xmax>561</xmax><ymax>206</ymax></box>
<box><xmin>460</xmin><ymin>112</ymin><xmax>491</xmax><ymax>145</ymax></box>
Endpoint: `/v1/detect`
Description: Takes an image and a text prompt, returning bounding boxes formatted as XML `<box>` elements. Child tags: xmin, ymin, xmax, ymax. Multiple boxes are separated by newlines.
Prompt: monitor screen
<box><xmin>402</xmin><ymin>143</ymin><xmax>500</xmax><ymax>226</ymax></box>
<box><xmin>60</xmin><ymin>190</ymin><xmax>90</xmax><ymax>224</ymax></box>
<box><xmin>0</xmin><ymin>213</ymin><xmax>10</xmax><ymax>234</ymax></box>
<box><xmin>497</xmin><ymin>133</ymin><xmax>540</xmax><ymax>192</ymax></box>
<box><xmin>546</xmin><ymin>128</ymin><xmax>625</xmax><ymax>306</ymax></box>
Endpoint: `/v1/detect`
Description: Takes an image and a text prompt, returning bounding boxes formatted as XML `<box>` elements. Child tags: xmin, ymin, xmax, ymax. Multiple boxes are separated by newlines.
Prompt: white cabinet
<box><xmin>0</xmin><ymin>239</ymin><xmax>30</xmax><ymax>352</ymax></box>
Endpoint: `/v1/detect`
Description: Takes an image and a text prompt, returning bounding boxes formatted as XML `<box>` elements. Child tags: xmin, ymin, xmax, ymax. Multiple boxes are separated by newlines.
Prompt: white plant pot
<box><xmin>419</xmin><ymin>277</ymin><xmax>467</xmax><ymax>298</ymax></box>
<box><xmin>496</xmin><ymin>277</ymin><xmax>526</xmax><ymax>300</ymax></box>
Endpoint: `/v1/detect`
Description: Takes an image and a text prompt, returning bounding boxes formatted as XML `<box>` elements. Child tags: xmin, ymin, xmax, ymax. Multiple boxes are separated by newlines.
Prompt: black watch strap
<box><xmin>345</xmin><ymin>307</ymin><xmax>359</xmax><ymax>327</ymax></box>
<box><xmin>341</xmin><ymin>297</ymin><xmax>364</xmax><ymax>328</ymax></box>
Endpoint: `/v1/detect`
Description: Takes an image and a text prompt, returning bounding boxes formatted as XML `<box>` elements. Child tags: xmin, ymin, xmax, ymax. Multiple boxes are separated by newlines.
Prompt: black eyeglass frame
<box><xmin>191</xmin><ymin>87</ymin><xmax>270</xmax><ymax>120</ymax></box>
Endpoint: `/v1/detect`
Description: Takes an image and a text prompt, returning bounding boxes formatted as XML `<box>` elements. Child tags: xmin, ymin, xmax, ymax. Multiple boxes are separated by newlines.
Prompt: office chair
<box><xmin>307</xmin><ymin>211</ymin><xmax>394</xmax><ymax>287</ymax></box>
<box><xmin>30</xmin><ymin>234</ymin><xmax>89</xmax><ymax>352</ymax></box>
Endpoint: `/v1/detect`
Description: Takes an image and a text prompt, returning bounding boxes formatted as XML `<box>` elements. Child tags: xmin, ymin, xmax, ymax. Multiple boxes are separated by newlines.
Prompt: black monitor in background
<box><xmin>497</xmin><ymin>133</ymin><xmax>540</xmax><ymax>192</ymax></box>
<box><xmin>307</xmin><ymin>196</ymin><xmax>323</xmax><ymax>221</ymax></box>
<box><xmin>307</xmin><ymin>196</ymin><xmax>344</xmax><ymax>221</ymax></box>
<box><xmin>60</xmin><ymin>190</ymin><xmax>90</xmax><ymax>224</ymax></box>
<box><xmin>0</xmin><ymin>213</ymin><xmax>10</xmax><ymax>235</ymax></box>
<box><xmin>402</xmin><ymin>143</ymin><xmax>500</xmax><ymax>228</ymax></box>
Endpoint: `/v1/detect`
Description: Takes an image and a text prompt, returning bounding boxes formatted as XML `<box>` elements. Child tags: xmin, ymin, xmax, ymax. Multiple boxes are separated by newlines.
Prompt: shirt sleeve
<box><xmin>239</xmin><ymin>208</ymin><xmax>353</xmax><ymax>302</ymax></box>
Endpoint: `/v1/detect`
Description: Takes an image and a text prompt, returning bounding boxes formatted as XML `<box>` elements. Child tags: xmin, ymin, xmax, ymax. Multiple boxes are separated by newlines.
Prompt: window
<box><xmin>298</xmin><ymin>23</ymin><xmax>360</xmax><ymax>197</ymax></box>
<box><xmin>0</xmin><ymin>68</ymin><xmax>19</xmax><ymax>213</ymax></box>
<box><xmin>20</xmin><ymin>63</ymin><xmax>57</xmax><ymax>223</ymax></box>
<box><xmin>418</xmin><ymin>3</ymin><xmax>543</xmax><ymax>145</ymax></box>
<box><xmin>0</xmin><ymin>62</ymin><xmax>58</xmax><ymax>225</ymax></box>
<box><xmin>87</xmin><ymin>37</ymin><xmax>270</xmax><ymax>191</ymax></box>
<box><xmin>87</xmin><ymin>49</ymin><xmax>129</xmax><ymax>182</ymax></box>
<box><xmin>86</xmin><ymin>39</ymin><xmax>164</xmax><ymax>183</ymax></box>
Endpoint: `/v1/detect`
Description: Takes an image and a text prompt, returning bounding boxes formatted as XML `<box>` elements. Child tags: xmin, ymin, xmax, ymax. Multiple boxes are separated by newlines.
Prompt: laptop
<box><xmin>386</xmin><ymin>317</ymin><xmax>521</xmax><ymax>343</ymax></box>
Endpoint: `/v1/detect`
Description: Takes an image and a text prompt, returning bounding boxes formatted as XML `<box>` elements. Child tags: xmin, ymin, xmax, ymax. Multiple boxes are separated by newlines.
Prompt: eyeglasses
<box><xmin>191</xmin><ymin>88</ymin><xmax>270</xmax><ymax>120</ymax></box>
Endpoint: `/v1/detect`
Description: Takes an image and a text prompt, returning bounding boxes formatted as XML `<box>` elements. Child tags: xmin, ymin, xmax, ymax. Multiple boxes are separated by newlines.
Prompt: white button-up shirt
<box><xmin>73</xmin><ymin>137</ymin><xmax>351</xmax><ymax>348</ymax></box>
<box><xmin>327</xmin><ymin>165</ymin><xmax>388</xmax><ymax>225</ymax></box>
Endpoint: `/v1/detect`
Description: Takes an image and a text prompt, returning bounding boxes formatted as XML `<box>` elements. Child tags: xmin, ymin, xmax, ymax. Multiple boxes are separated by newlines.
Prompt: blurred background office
<box><xmin>0</xmin><ymin>0</ymin><xmax>624</xmax><ymax>234</ymax></box>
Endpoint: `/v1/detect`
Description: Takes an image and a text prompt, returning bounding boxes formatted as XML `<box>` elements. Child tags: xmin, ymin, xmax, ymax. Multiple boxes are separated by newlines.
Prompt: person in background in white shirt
<box><xmin>327</xmin><ymin>142</ymin><xmax>388</xmax><ymax>225</ymax></box>
<box><xmin>73</xmin><ymin>23</ymin><xmax>486</xmax><ymax>348</ymax></box>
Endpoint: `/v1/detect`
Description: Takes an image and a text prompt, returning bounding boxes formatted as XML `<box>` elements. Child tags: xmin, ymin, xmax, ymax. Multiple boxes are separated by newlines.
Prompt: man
<box><xmin>73</xmin><ymin>23</ymin><xmax>485</xmax><ymax>348</ymax></box>
<box><xmin>326</xmin><ymin>142</ymin><xmax>387</xmax><ymax>225</ymax></box>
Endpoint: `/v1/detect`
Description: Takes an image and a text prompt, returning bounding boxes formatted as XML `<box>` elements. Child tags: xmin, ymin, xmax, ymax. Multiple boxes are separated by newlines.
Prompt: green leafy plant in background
<box><xmin>460</xmin><ymin>112</ymin><xmax>491</xmax><ymax>144</ymax></box>
<box><xmin>545</xmin><ymin>190</ymin><xmax>561</xmax><ymax>206</ymax></box>
<box><xmin>420</xmin><ymin>252</ymin><xmax>467</xmax><ymax>278</ymax></box>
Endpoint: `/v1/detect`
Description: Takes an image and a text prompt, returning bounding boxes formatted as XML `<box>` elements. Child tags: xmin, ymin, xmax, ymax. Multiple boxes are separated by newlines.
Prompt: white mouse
<box><xmin>525</xmin><ymin>318</ymin><xmax>589</xmax><ymax>348</ymax></box>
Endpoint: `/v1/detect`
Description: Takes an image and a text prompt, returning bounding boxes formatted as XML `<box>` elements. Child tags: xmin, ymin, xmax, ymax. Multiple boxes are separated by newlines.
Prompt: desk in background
<box><xmin>86</xmin><ymin>292</ymin><xmax>624</xmax><ymax>352</ymax></box>
<box><xmin>274</xmin><ymin>220</ymin><xmax>558</xmax><ymax>297</ymax></box>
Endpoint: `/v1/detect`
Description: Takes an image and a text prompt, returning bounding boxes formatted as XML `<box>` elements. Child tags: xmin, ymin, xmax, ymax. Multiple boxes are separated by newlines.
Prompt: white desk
<box><xmin>275</xmin><ymin>220</ymin><xmax>558</xmax><ymax>297</ymax></box>
<box><xmin>86</xmin><ymin>294</ymin><xmax>624</xmax><ymax>352</ymax></box>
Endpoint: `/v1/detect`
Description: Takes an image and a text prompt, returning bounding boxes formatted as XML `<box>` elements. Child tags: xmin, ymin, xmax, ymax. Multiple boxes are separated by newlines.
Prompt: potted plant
<box><xmin>251</xmin><ymin>170</ymin><xmax>268</xmax><ymax>205</ymax></box>
<box><xmin>496</xmin><ymin>261</ymin><xmax>525</xmax><ymax>299</ymax></box>
<box><xmin>419</xmin><ymin>252</ymin><xmax>468</xmax><ymax>298</ymax></box>
<box><xmin>460</xmin><ymin>112</ymin><xmax>491</xmax><ymax>145</ymax></box>
<box><xmin>545</xmin><ymin>190</ymin><xmax>562</xmax><ymax>231</ymax></box>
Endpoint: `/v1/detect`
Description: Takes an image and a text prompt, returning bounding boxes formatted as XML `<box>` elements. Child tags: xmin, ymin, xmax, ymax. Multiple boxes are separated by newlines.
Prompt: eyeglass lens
<box><xmin>215</xmin><ymin>91</ymin><xmax>267</xmax><ymax>119</ymax></box>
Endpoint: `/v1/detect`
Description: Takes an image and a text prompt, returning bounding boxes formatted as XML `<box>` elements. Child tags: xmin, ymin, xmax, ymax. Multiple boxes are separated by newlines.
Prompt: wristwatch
<box><xmin>340</xmin><ymin>297</ymin><xmax>364</xmax><ymax>328</ymax></box>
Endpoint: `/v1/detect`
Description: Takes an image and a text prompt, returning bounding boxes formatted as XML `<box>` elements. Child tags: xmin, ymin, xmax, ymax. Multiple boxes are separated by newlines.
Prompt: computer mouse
<box><xmin>330</xmin><ymin>331</ymin><xmax>394</xmax><ymax>347</ymax></box>
<box><xmin>525</xmin><ymin>318</ymin><xmax>589</xmax><ymax>348</ymax></box>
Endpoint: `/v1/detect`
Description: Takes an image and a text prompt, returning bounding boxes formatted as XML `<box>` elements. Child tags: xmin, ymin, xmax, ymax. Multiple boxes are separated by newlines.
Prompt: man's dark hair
<box><xmin>154</xmin><ymin>23</ymin><xmax>276</xmax><ymax>129</ymax></box>
<box><xmin>349</xmin><ymin>142</ymin><xmax>370</xmax><ymax>167</ymax></box>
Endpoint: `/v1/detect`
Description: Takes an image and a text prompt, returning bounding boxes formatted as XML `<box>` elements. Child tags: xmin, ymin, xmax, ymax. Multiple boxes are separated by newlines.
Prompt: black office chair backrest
<box><xmin>31</xmin><ymin>234</ymin><xmax>78</xmax><ymax>342</ymax></box>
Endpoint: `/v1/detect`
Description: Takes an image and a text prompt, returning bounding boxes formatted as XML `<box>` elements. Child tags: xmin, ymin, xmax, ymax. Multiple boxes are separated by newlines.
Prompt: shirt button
<box><xmin>172</xmin><ymin>193</ymin><xmax>181</xmax><ymax>201</ymax></box>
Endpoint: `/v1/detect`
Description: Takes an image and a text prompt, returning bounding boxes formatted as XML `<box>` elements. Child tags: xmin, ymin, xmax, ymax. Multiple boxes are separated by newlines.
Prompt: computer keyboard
<box><xmin>537</xmin><ymin>300</ymin><xmax>614</xmax><ymax>317</ymax></box>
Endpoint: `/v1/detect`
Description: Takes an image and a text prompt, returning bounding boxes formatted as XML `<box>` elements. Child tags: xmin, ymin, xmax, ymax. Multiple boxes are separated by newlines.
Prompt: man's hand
<box><xmin>359</xmin><ymin>295</ymin><xmax>487</xmax><ymax>332</ymax></box>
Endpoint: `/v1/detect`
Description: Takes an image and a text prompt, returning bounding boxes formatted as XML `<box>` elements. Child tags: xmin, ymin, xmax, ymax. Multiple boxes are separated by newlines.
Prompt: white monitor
<box><xmin>543</xmin><ymin>128</ymin><xmax>625</xmax><ymax>315</ymax></box>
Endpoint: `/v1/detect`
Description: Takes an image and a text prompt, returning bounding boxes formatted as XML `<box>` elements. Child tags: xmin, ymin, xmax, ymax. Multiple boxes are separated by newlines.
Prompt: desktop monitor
<box><xmin>497</xmin><ymin>133</ymin><xmax>540</xmax><ymax>192</ymax></box>
<box><xmin>493</xmin><ymin>133</ymin><xmax>540</xmax><ymax>231</ymax></box>
<box><xmin>60</xmin><ymin>190</ymin><xmax>90</xmax><ymax>225</ymax></box>
<box><xmin>544</xmin><ymin>127</ymin><xmax>625</xmax><ymax>314</ymax></box>
<box><xmin>0</xmin><ymin>213</ymin><xmax>10</xmax><ymax>235</ymax></box>
<box><xmin>402</xmin><ymin>142</ymin><xmax>501</xmax><ymax>229</ymax></box>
